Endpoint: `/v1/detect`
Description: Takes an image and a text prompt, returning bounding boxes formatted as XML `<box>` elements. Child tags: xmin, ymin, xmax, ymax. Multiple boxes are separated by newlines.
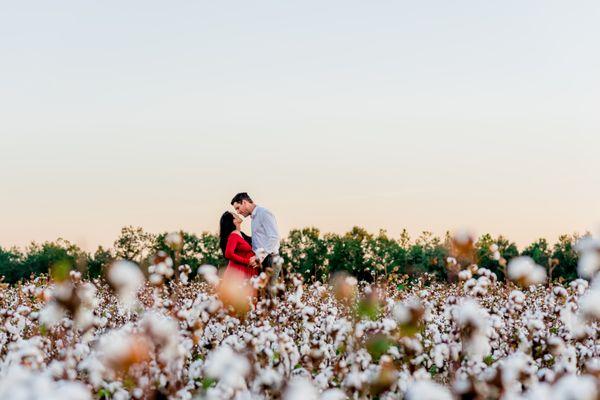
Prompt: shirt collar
<box><xmin>250</xmin><ymin>205</ymin><xmax>259</xmax><ymax>219</ymax></box>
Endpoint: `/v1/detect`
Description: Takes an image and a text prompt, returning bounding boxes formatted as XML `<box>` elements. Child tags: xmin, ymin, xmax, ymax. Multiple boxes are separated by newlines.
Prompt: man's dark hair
<box><xmin>231</xmin><ymin>192</ymin><xmax>253</xmax><ymax>205</ymax></box>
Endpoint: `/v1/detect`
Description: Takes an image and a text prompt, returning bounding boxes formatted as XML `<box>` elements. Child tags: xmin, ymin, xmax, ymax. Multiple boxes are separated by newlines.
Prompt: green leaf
<box><xmin>357</xmin><ymin>299</ymin><xmax>380</xmax><ymax>321</ymax></box>
<box><xmin>365</xmin><ymin>334</ymin><xmax>391</xmax><ymax>362</ymax></box>
<box><xmin>50</xmin><ymin>259</ymin><xmax>71</xmax><ymax>282</ymax></box>
<box><xmin>202</xmin><ymin>377</ymin><xmax>216</xmax><ymax>390</ymax></box>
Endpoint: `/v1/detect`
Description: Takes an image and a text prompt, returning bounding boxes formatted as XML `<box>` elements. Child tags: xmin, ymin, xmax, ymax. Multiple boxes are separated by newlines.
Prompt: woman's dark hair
<box><xmin>219</xmin><ymin>211</ymin><xmax>252</xmax><ymax>256</ymax></box>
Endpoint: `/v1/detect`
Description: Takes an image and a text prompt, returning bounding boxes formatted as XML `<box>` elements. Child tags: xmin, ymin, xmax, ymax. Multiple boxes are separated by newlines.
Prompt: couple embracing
<box><xmin>219</xmin><ymin>192</ymin><xmax>281</xmax><ymax>286</ymax></box>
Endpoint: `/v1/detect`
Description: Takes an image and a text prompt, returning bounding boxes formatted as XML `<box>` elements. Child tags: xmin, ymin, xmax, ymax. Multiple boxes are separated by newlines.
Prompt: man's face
<box><xmin>233</xmin><ymin>200</ymin><xmax>251</xmax><ymax>217</ymax></box>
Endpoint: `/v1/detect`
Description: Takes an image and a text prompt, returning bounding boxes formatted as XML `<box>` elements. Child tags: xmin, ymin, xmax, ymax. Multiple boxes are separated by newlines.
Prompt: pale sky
<box><xmin>1</xmin><ymin>1</ymin><xmax>599</xmax><ymax>251</ymax></box>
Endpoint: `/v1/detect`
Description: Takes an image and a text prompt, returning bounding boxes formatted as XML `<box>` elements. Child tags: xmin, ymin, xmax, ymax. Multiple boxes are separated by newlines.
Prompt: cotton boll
<box><xmin>507</xmin><ymin>257</ymin><xmax>547</xmax><ymax>286</ymax></box>
<box><xmin>74</xmin><ymin>308</ymin><xmax>95</xmax><ymax>331</ymax></box>
<box><xmin>140</xmin><ymin>312</ymin><xmax>183</xmax><ymax>365</ymax></box>
<box><xmin>179</xmin><ymin>273</ymin><xmax>188</xmax><ymax>284</ymax></box>
<box><xmin>575</xmin><ymin>236</ymin><xmax>600</xmax><ymax>253</ymax></box>
<box><xmin>342</xmin><ymin>368</ymin><xmax>364</xmax><ymax>391</ymax></box>
<box><xmin>458</xmin><ymin>270</ymin><xmax>472</xmax><ymax>281</ymax></box>
<box><xmin>198</xmin><ymin>265</ymin><xmax>220</xmax><ymax>286</ymax></box>
<box><xmin>499</xmin><ymin>352</ymin><xmax>536</xmax><ymax>393</ymax></box>
<box><xmin>149</xmin><ymin>274</ymin><xmax>163</xmax><ymax>286</ymax></box>
<box><xmin>463</xmin><ymin>278</ymin><xmax>477</xmax><ymax>292</ymax></box>
<box><xmin>570</xmin><ymin>279</ymin><xmax>589</xmax><ymax>295</ymax></box>
<box><xmin>204</xmin><ymin>345</ymin><xmax>250</xmax><ymax>390</ymax></box>
<box><xmin>527</xmin><ymin>319</ymin><xmax>545</xmax><ymax>332</ymax></box>
<box><xmin>454</xmin><ymin>229</ymin><xmax>473</xmax><ymax>246</ymax></box>
<box><xmin>98</xmin><ymin>330</ymin><xmax>151</xmax><ymax>373</ymax></box>
<box><xmin>390</xmin><ymin>297</ymin><xmax>424</xmax><ymax>330</ymax></box>
<box><xmin>524</xmin><ymin>383</ymin><xmax>553</xmax><ymax>399</ymax></box>
<box><xmin>0</xmin><ymin>365</ymin><xmax>92</xmax><ymax>400</ymax></box>
<box><xmin>577</xmin><ymin>251</ymin><xmax>600</xmax><ymax>279</ymax></box>
<box><xmin>456</xmin><ymin>299</ymin><xmax>488</xmax><ymax>332</ymax></box>
<box><xmin>464</xmin><ymin>334</ymin><xmax>490</xmax><ymax>361</ymax></box>
<box><xmin>284</xmin><ymin>377</ymin><xmax>318</xmax><ymax>400</ymax></box>
<box><xmin>454</xmin><ymin>299</ymin><xmax>491</xmax><ymax>361</ymax></box>
<box><xmin>552</xmin><ymin>286</ymin><xmax>568</xmax><ymax>298</ymax></box>
<box><xmin>332</xmin><ymin>273</ymin><xmax>358</xmax><ymax>305</ymax></box>
<box><xmin>320</xmin><ymin>388</ymin><xmax>347</xmax><ymax>400</ymax></box>
<box><xmin>579</xmin><ymin>288</ymin><xmax>600</xmax><ymax>321</ymax></box>
<box><xmin>547</xmin><ymin>336</ymin><xmax>565</xmax><ymax>356</ymax></box>
<box><xmin>107</xmin><ymin>261</ymin><xmax>145</xmax><ymax>311</ymax></box>
<box><xmin>178</xmin><ymin>264</ymin><xmax>192</xmax><ymax>285</ymax></box>
<box><xmin>477</xmin><ymin>276</ymin><xmax>491</xmax><ymax>288</ymax></box>
<box><xmin>391</xmin><ymin>303</ymin><xmax>411</xmax><ymax>324</ymax></box>
<box><xmin>552</xmin><ymin>374</ymin><xmax>598</xmax><ymax>400</ymax></box>
<box><xmin>38</xmin><ymin>302</ymin><xmax>66</xmax><ymax>327</ymax></box>
<box><xmin>405</xmin><ymin>380</ymin><xmax>453</xmax><ymax>400</ymax></box>
<box><xmin>165</xmin><ymin>231</ymin><xmax>183</xmax><ymax>250</ymax></box>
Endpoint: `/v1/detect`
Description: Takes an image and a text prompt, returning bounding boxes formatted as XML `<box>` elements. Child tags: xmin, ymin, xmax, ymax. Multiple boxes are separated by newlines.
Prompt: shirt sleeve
<box><xmin>224</xmin><ymin>234</ymin><xmax>252</xmax><ymax>265</ymax></box>
<box><xmin>261</xmin><ymin>209</ymin><xmax>280</xmax><ymax>255</ymax></box>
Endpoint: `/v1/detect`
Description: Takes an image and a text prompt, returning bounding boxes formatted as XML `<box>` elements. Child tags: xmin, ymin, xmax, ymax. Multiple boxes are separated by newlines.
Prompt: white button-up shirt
<box><xmin>250</xmin><ymin>205</ymin><xmax>280</xmax><ymax>259</ymax></box>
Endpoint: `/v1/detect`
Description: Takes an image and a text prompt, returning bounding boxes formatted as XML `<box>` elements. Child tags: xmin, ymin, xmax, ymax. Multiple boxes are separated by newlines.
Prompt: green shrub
<box><xmin>0</xmin><ymin>226</ymin><xmax>590</xmax><ymax>285</ymax></box>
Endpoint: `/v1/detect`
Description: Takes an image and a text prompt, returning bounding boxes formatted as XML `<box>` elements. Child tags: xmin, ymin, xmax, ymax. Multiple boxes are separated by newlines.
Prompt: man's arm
<box><xmin>261</xmin><ymin>209</ymin><xmax>280</xmax><ymax>254</ymax></box>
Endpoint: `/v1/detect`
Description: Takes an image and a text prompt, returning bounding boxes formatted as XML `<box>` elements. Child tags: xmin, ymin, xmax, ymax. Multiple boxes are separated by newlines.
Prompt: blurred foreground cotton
<box><xmin>0</xmin><ymin>260</ymin><xmax>599</xmax><ymax>398</ymax></box>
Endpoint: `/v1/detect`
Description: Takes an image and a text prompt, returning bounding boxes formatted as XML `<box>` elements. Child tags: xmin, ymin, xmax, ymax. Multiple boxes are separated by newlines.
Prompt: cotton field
<box><xmin>1</xmin><ymin>253</ymin><xmax>600</xmax><ymax>400</ymax></box>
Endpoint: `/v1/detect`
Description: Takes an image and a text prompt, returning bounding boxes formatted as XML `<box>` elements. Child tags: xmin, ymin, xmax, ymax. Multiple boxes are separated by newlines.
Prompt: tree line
<box><xmin>0</xmin><ymin>225</ymin><xmax>583</xmax><ymax>284</ymax></box>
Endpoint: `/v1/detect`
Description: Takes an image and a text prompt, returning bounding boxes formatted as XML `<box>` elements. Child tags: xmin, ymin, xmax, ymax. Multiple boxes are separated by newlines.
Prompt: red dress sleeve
<box><xmin>225</xmin><ymin>233</ymin><xmax>252</xmax><ymax>265</ymax></box>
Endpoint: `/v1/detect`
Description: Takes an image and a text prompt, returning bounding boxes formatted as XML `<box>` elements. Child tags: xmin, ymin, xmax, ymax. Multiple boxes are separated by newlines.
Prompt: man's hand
<box><xmin>249</xmin><ymin>256</ymin><xmax>258</xmax><ymax>268</ymax></box>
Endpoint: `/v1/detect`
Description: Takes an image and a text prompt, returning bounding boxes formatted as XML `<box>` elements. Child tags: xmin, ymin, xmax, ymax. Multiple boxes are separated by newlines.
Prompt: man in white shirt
<box><xmin>231</xmin><ymin>192</ymin><xmax>281</xmax><ymax>284</ymax></box>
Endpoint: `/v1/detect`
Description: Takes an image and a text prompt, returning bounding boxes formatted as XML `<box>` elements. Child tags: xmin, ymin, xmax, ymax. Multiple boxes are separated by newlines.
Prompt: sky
<box><xmin>1</xmin><ymin>1</ymin><xmax>599</xmax><ymax>251</ymax></box>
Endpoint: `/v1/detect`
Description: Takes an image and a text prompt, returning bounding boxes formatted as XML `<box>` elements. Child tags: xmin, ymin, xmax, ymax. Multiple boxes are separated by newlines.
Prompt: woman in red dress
<box><xmin>219</xmin><ymin>211</ymin><xmax>258</xmax><ymax>280</ymax></box>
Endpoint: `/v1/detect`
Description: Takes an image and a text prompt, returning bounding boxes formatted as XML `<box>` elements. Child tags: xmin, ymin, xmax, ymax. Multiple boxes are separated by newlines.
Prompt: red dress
<box><xmin>224</xmin><ymin>232</ymin><xmax>257</xmax><ymax>280</ymax></box>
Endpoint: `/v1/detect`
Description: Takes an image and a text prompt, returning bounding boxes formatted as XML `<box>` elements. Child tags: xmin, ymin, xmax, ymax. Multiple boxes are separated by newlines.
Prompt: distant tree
<box><xmin>14</xmin><ymin>239</ymin><xmax>83</xmax><ymax>283</ymax></box>
<box><xmin>521</xmin><ymin>238</ymin><xmax>552</xmax><ymax>276</ymax></box>
<box><xmin>196</xmin><ymin>232</ymin><xmax>225</xmax><ymax>268</ymax></box>
<box><xmin>405</xmin><ymin>231</ymin><xmax>447</xmax><ymax>280</ymax></box>
<box><xmin>0</xmin><ymin>246</ymin><xmax>22</xmax><ymax>283</ymax></box>
<box><xmin>280</xmin><ymin>227</ymin><xmax>327</xmax><ymax>281</ymax></box>
<box><xmin>475</xmin><ymin>234</ymin><xmax>519</xmax><ymax>280</ymax></box>
<box><xmin>113</xmin><ymin>226</ymin><xmax>155</xmax><ymax>264</ymax></box>
<box><xmin>0</xmin><ymin>226</ymin><xmax>591</xmax><ymax>285</ymax></box>
<box><xmin>522</xmin><ymin>238</ymin><xmax>551</xmax><ymax>265</ymax></box>
<box><xmin>87</xmin><ymin>246</ymin><xmax>114</xmax><ymax>278</ymax></box>
<box><xmin>325</xmin><ymin>227</ymin><xmax>375</xmax><ymax>282</ymax></box>
<box><xmin>367</xmin><ymin>230</ymin><xmax>404</xmax><ymax>280</ymax></box>
<box><xmin>551</xmin><ymin>234</ymin><xmax>579</xmax><ymax>281</ymax></box>
<box><xmin>154</xmin><ymin>231</ymin><xmax>224</xmax><ymax>275</ymax></box>
<box><xmin>398</xmin><ymin>229</ymin><xmax>411</xmax><ymax>248</ymax></box>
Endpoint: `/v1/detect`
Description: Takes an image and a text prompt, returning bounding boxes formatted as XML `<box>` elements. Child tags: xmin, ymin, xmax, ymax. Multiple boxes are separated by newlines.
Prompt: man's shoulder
<box><xmin>255</xmin><ymin>205</ymin><xmax>271</xmax><ymax>215</ymax></box>
<box><xmin>259</xmin><ymin>206</ymin><xmax>276</xmax><ymax>217</ymax></box>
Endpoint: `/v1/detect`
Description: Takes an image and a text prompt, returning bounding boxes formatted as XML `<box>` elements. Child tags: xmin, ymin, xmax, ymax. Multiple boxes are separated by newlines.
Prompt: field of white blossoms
<box><xmin>1</xmin><ymin>235</ymin><xmax>600</xmax><ymax>400</ymax></box>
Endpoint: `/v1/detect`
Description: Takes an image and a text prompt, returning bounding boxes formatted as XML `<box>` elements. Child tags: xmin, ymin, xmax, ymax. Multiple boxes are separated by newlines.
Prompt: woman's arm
<box><xmin>224</xmin><ymin>234</ymin><xmax>252</xmax><ymax>265</ymax></box>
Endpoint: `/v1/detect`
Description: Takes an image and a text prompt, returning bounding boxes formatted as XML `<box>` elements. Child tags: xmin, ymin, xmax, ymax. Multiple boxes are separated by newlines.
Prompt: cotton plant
<box><xmin>1</xmin><ymin>254</ymin><xmax>600</xmax><ymax>399</ymax></box>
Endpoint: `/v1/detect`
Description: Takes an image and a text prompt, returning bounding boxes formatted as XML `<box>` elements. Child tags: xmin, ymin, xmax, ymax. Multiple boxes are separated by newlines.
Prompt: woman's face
<box><xmin>232</xmin><ymin>213</ymin><xmax>243</xmax><ymax>229</ymax></box>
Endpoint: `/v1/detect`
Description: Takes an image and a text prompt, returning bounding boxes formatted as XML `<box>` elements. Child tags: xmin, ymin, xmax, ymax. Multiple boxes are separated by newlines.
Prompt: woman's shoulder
<box><xmin>229</xmin><ymin>231</ymin><xmax>243</xmax><ymax>239</ymax></box>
